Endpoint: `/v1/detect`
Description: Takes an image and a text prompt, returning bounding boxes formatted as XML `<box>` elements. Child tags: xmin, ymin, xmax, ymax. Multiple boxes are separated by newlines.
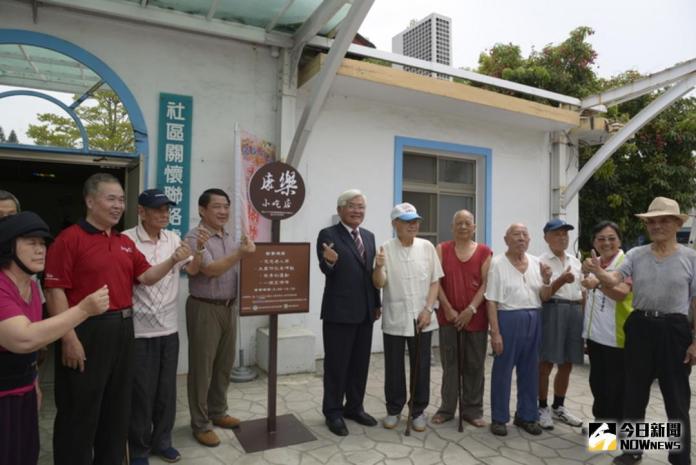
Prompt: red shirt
<box><xmin>44</xmin><ymin>220</ymin><xmax>150</xmax><ymax>311</ymax></box>
<box><xmin>436</xmin><ymin>241</ymin><xmax>492</xmax><ymax>332</ymax></box>
<box><xmin>0</xmin><ymin>272</ymin><xmax>42</xmax><ymax>396</ymax></box>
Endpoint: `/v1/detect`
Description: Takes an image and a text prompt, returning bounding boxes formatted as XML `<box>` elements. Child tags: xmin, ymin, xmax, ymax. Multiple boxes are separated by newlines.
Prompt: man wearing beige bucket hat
<box><xmin>585</xmin><ymin>196</ymin><xmax>696</xmax><ymax>465</ymax></box>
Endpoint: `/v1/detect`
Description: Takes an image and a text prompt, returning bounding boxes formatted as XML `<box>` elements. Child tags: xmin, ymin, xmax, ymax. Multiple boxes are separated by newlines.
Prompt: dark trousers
<box><xmin>322</xmin><ymin>321</ymin><xmax>374</xmax><ymax>419</ymax></box>
<box><xmin>437</xmin><ymin>326</ymin><xmax>487</xmax><ymax>420</ymax></box>
<box><xmin>490</xmin><ymin>309</ymin><xmax>541</xmax><ymax>424</ymax></box>
<box><xmin>383</xmin><ymin>331</ymin><xmax>432</xmax><ymax>417</ymax></box>
<box><xmin>0</xmin><ymin>388</ymin><xmax>39</xmax><ymax>465</ymax></box>
<box><xmin>622</xmin><ymin>312</ymin><xmax>692</xmax><ymax>465</ymax></box>
<box><xmin>129</xmin><ymin>333</ymin><xmax>179</xmax><ymax>459</ymax></box>
<box><xmin>53</xmin><ymin>315</ymin><xmax>135</xmax><ymax>465</ymax></box>
<box><xmin>586</xmin><ymin>339</ymin><xmax>625</xmax><ymax>422</ymax></box>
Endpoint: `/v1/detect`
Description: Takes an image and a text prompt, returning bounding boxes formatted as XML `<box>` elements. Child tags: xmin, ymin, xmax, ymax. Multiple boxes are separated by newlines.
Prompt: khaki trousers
<box><xmin>186</xmin><ymin>297</ymin><xmax>237</xmax><ymax>433</ymax></box>
<box><xmin>436</xmin><ymin>325</ymin><xmax>487</xmax><ymax>421</ymax></box>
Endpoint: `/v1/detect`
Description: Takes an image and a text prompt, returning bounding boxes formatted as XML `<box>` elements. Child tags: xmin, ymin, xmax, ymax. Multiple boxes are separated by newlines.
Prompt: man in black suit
<box><xmin>316</xmin><ymin>189</ymin><xmax>381</xmax><ymax>436</ymax></box>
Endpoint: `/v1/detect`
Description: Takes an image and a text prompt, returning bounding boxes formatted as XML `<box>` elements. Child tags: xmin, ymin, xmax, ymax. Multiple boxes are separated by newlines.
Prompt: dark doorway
<box><xmin>0</xmin><ymin>158</ymin><xmax>126</xmax><ymax>235</ymax></box>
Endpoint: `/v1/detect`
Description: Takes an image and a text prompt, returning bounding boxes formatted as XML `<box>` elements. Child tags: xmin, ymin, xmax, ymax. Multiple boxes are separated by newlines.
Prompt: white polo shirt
<box><xmin>485</xmin><ymin>253</ymin><xmax>544</xmax><ymax>310</ymax></box>
<box><xmin>380</xmin><ymin>237</ymin><xmax>444</xmax><ymax>336</ymax></box>
<box><xmin>539</xmin><ymin>251</ymin><xmax>583</xmax><ymax>301</ymax></box>
<box><xmin>124</xmin><ymin>225</ymin><xmax>184</xmax><ymax>338</ymax></box>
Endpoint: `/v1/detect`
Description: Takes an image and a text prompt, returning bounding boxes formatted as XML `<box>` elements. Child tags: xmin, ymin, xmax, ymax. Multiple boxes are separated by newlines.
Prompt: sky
<box><xmin>359</xmin><ymin>0</ymin><xmax>696</xmax><ymax>78</ymax></box>
<box><xmin>2</xmin><ymin>0</ymin><xmax>695</xmax><ymax>143</ymax></box>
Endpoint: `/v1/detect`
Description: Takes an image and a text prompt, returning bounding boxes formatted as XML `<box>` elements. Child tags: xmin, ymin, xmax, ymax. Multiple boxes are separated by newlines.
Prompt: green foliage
<box><xmin>26</xmin><ymin>90</ymin><xmax>135</xmax><ymax>152</ymax></box>
<box><xmin>578</xmin><ymin>96</ymin><xmax>696</xmax><ymax>249</ymax></box>
<box><xmin>476</xmin><ymin>27</ymin><xmax>599</xmax><ymax>101</ymax></box>
<box><xmin>7</xmin><ymin>130</ymin><xmax>18</xmax><ymax>143</ymax></box>
<box><xmin>476</xmin><ymin>27</ymin><xmax>696</xmax><ymax>250</ymax></box>
<box><xmin>0</xmin><ymin>126</ymin><xmax>5</xmax><ymax>142</ymax></box>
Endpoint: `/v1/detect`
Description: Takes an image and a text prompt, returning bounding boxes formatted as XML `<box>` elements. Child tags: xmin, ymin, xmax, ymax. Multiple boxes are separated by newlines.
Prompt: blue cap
<box><xmin>390</xmin><ymin>202</ymin><xmax>422</xmax><ymax>221</ymax></box>
<box><xmin>543</xmin><ymin>218</ymin><xmax>574</xmax><ymax>234</ymax></box>
<box><xmin>138</xmin><ymin>189</ymin><xmax>176</xmax><ymax>208</ymax></box>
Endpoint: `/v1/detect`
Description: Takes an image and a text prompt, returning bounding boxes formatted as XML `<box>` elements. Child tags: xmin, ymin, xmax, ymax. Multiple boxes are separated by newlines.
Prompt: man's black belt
<box><xmin>191</xmin><ymin>296</ymin><xmax>235</xmax><ymax>307</ymax></box>
<box><xmin>0</xmin><ymin>351</ymin><xmax>37</xmax><ymax>391</ymax></box>
<box><xmin>91</xmin><ymin>307</ymin><xmax>133</xmax><ymax>319</ymax></box>
<box><xmin>634</xmin><ymin>309</ymin><xmax>684</xmax><ymax>319</ymax></box>
<box><xmin>547</xmin><ymin>298</ymin><xmax>582</xmax><ymax>304</ymax></box>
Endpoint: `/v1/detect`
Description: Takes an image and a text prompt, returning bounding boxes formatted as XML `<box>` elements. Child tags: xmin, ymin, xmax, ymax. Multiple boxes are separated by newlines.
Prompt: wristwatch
<box><xmin>424</xmin><ymin>306</ymin><xmax>434</xmax><ymax>314</ymax></box>
<box><xmin>467</xmin><ymin>305</ymin><xmax>477</xmax><ymax>314</ymax></box>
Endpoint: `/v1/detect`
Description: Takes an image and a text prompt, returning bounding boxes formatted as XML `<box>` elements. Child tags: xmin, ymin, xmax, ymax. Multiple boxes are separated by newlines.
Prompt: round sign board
<box><xmin>249</xmin><ymin>161</ymin><xmax>305</xmax><ymax>220</ymax></box>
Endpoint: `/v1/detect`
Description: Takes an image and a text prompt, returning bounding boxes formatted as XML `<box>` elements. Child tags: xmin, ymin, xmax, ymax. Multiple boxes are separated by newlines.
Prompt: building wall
<box><xmin>1</xmin><ymin>2</ymin><xmax>580</xmax><ymax>370</ymax></box>
<box><xmin>1</xmin><ymin>2</ymin><xmax>278</xmax><ymax>373</ymax></box>
<box><xmin>280</xmin><ymin>91</ymin><xmax>578</xmax><ymax>357</ymax></box>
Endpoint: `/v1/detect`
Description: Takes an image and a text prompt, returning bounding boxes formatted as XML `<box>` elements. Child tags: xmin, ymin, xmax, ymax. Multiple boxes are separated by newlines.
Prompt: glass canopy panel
<box><xmin>0</xmin><ymin>45</ymin><xmax>101</xmax><ymax>95</ymax></box>
<box><xmin>112</xmin><ymin>0</ymin><xmax>350</xmax><ymax>35</ymax></box>
<box><xmin>147</xmin><ymin>0</ymin><xmax>216</xmax><ymax>17</ymax></box>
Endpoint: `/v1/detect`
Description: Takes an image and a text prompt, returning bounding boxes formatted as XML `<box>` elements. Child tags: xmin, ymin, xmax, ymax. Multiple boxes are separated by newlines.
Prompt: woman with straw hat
<box><xmin>585</xmin><ymin>197</ymin><xmax>696</xmax><ymax>465</ymax></box>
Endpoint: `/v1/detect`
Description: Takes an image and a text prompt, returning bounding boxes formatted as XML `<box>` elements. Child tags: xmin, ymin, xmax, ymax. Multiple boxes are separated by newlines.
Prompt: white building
<box><xmin>392</xmin><ymin>13</ymin><xmax>452</xmax><ymax>79</ymax></box>
<box><xmin>0</xmin><ymin>0</ymin><xmax>600</xmax><ymax>375</ymax></box>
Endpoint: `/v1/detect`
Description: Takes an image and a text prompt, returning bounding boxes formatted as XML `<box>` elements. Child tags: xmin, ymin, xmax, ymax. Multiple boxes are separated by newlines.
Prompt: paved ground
<box><xmin>37</xmin><ymin>351</ymin><xmax>695</xmax><ymax>465</ymax></box>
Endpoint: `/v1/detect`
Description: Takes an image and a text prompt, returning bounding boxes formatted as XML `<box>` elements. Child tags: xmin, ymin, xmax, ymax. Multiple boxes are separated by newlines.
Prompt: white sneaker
<box><xmin>552</xmin><ymin>405</ymin><xmax>583</xmax><ymax>427</ymax></box>
<box><xmin>411</xmin><ymin>414</ymin><xmax>427</xmax><ymax>432</ymax></box>
<box><xmin>538</xmin><ymin>406</ymin><xmax>554</xmax><ymax>430</ymax></box>
<box><xmin>383</xmin><ymin>414</ymin><xmax>400</xmax><ymax>429</ymax></box>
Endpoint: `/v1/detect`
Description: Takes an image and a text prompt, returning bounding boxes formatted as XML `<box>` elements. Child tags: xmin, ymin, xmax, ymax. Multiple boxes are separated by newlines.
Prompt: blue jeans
<box><xmin>490</xmin><ymin>308</ymin><xmax>541</xmax><ymax>423</ymax></box>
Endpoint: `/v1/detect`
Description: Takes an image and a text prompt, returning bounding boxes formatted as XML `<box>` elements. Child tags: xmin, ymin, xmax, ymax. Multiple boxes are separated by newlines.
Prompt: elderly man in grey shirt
<box><xmin>184</xmin><ymin>188</ymin><xmax>255</xmax><ymax>448</ymax></box>
<box><xmin>586</xmin><ymin>197</ymin><xmax>696</xmax><ymax>465</ymax></box>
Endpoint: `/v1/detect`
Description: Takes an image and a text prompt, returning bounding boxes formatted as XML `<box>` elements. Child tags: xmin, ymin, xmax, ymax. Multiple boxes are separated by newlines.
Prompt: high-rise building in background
<box><xmin>392</xmin><ymin>13</ymin><xmax>452</xmax><ymax>79</ymax></box>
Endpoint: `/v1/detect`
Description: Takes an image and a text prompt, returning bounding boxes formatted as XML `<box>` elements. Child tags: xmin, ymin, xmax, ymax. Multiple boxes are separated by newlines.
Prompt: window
<box><xmin>402</xmin><ymin>152</ymin><xmax>480</xmax><ymax>245</ymax></box>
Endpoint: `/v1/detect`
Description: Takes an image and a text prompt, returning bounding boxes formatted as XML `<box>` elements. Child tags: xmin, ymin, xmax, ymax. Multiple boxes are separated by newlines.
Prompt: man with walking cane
<box><xmin>373</xmin><ymin>203</ymin><xmax>443</xmax><ymax>433</ymax></box>
<box><xmin>432</xmin><ymin>210</ymin><xmax>492</xmax><ymax>428</ymax></box>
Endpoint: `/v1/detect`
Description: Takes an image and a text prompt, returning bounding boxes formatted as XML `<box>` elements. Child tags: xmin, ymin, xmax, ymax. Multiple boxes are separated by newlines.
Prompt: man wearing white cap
<box><xmin>585</xmin><ymin>197</ymin><xmax>696</xmax><ymax>465</ymax></box>
<box><xmin>373</xmin><ymin>202</ymin><xmax>443</xmax><ymax>432</ymax></box>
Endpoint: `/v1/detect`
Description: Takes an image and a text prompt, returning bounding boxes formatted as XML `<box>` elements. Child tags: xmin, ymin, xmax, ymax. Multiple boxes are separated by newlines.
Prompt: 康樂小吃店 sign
<box><xmin>239</xmin><ymin>243</ymin><xmax>310</xmax><ymax>316</ymax></box>
<box><xmin>249</xmin><ymin>161</ymin><xmax>305</xmax><ymax>220</ymax></box>
<box><xmin>156</xmin><ymin>93</ymin><xmax>192</xmax><ymax>237</ymax></box>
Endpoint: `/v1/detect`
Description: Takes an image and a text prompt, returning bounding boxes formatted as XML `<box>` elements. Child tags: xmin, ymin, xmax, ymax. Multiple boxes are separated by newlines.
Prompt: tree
<box><xmin>27</xmin><ymin>90</ymin><xmax>135</xmax><ymax>152</ymax></box>
<box><xmin>0</xmin><ymin>126</ymin><xmax>5</xmax><ymax>142</ymax></box>
<box><xmin>7</xmin><ymin>130</ymin><xmax>18</xmax><ymax>144</ymax></box>
<box><xmin>476</xmin><ymin>28</ymin><xmax>696</xmax><ymax>249</ymax></box>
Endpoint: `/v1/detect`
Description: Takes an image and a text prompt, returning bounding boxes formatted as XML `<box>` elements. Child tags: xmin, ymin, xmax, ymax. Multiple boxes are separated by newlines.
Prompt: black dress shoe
<box><xmin>326</xmin><ymin>417</ymin><xmax>349</xmax><ymax>436</ymax></box>
<box><xmin>344</xmin><ymin>411</ymin><xmax>378</xmax><ymax>426</ymax></box>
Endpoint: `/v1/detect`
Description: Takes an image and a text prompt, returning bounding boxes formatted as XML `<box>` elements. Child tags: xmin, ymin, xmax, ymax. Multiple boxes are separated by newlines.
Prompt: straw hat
<box><xmin>634</xmin><ymin>196</ymin><xmax>689</xmax><ymax>223</ymax></box>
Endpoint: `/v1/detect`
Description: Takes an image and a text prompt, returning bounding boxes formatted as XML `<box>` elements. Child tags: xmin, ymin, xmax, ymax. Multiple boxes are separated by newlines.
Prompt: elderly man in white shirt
<box><xmin>124</xmin><ymin>189</ymin><xmax>194</xmax><ymax>465</ymax></box>
<box><xmin>373</xmin><ymin>203</ymin><xmax>443</xmax><ymax>433</ymax></box>
<box><xmin>485</xmin><ymin>223</ymin><xmax>552</xmax><ymax>437</ymax></box>
<box><xmin>537</xmin><ymin>219</ymin><xmax>585</xmax><ymax>431</ymax></box>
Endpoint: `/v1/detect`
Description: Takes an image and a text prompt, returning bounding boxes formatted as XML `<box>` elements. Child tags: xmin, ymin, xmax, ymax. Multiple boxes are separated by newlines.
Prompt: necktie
<box><xmin>351</xmin><ymin>229</ymin><xmax>365</xmax><ymax>262</ymax></box>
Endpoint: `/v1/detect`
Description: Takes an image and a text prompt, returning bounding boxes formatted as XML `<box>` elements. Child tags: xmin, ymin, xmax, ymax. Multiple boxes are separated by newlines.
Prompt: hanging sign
<box><xmin>248</xmin><ymin>161</ymin><xmax>305</xmax><ymax>220</ymax></box>
<box><xmin>156</xmin><ymin>93</ymin><xmax>192</xmax><ymax>237</ymax></box>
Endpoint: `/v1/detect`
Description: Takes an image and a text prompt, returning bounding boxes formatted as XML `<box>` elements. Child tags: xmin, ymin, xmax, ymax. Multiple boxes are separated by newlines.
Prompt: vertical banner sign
<box><xmin>156</xmin><ymin>93</ymin><xmax>192</xmax><ymax>237</ymax></box>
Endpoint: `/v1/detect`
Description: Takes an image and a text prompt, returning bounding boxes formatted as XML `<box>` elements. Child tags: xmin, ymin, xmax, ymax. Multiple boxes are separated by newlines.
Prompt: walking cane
<box><xmin>457</xmin><ymin>328</ymin><xmax>465</xmax><ymax>432</ymax></box>
<box><xmin>405</xmin><ymin>319</ymin><xmax>422</xmax><ymax>436</ymax></box>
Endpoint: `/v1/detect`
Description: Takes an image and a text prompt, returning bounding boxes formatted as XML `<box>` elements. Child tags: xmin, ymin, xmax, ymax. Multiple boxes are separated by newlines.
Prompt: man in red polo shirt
<box><xmin>44</xmin><ymin>173</ymin><xmax>191</xmax><ymax>465</ymax></box>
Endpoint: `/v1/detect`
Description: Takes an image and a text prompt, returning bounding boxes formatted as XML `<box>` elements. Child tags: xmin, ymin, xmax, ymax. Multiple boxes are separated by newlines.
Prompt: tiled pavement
<box><xmin>37</xmin><ymin>352</ymin><xmax>695</xmax><ymax>465</ymax></box>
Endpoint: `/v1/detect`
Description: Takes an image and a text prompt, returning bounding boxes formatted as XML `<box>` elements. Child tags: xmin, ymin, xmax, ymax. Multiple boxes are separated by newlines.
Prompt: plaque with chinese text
<box><xmin>156</xmin><ymin>93</ymin><xmax>192</xmax><ymax>237</ymax></box>
<box><xmin>249</xmin><ymin>161</ymin><xmax>305</xmax><ymax>220</ymax></box>
<box><xmin>239</xmin><ymin>243</ymin><xmax>310</xmax><ymax>316</ymax></box>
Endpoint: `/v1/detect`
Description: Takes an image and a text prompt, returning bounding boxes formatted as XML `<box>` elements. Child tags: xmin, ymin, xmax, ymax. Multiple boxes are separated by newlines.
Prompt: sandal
<box><xmin>464</xmin><ymin>417</ymin><xmax>487</xmax><ymax>428</ymax></box>
<box><xmin>431</xmin><ymin>413</ymin><xmax>453</xmax><ymax>424</ymax></box>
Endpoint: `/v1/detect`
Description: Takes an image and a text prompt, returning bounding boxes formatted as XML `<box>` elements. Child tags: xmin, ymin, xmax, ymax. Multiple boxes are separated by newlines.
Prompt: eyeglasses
<box><xmin>595</xmin><ymin>236</ymin><xmax>618</xmax><ymax>242</ymax></box>
<box><xmin>345</xmin><ymin>203</ymin><xmax>366</xmax><ymax>211</ymax></box>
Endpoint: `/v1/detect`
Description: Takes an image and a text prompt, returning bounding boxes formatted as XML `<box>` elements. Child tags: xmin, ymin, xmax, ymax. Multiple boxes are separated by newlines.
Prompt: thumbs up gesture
<box><xmin>559</xmin><ymin>265</ymin><xmax>575</xmax><ymax>284</ymax></box>
<box><xmin>540</xmin><ymin>262</ymin><xmax>552</xmax><ymax>283</ymax></box>
<box><xmin>375</xmin><ymin>246</ymin><xmax>386</xmax><ymax>268</ymax></box>
<box><xmin>583</xmin><ymin>249</ymin><xmax>602</xmax><ymax>275</ymax></box>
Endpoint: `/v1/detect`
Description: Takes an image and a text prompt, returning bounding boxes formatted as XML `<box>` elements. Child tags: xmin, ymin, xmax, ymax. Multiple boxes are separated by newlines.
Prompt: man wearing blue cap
<box><xmin>537</xmin><ymin>219</ymin><xmax>584</xmax><ymax>431</ymax></box>
<box><xmin>124</xmin><ymin>189</ymin><xmax>193</xmax><ymax>465</ymax></box>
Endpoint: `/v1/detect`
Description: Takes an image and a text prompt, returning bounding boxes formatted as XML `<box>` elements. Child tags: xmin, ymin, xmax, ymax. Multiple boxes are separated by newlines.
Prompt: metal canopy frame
<box><xmin>285</xmin><ymin>0</ymin><xmax>374</xmax><ymax>167</ymax></box>
<box><xmin>561</xmin><ymin>71</ymin><xmax>696</xmax><ymax>208</ymax></box>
